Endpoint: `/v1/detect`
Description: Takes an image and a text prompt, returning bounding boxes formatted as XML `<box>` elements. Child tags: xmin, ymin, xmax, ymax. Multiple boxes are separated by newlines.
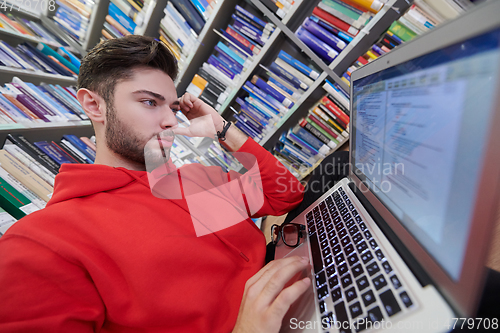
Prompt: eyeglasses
<box><xmin>271</xmin><ymin>223</ymin><xmax>306</xmax><ymax>248</ymax></box>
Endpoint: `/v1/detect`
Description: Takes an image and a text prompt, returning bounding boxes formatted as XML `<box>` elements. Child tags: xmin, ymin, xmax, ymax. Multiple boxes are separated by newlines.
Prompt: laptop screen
<box><xmin>351</xmin><ymin>29</ymin><xmax>500</xmax><ymax>281</ymax></box>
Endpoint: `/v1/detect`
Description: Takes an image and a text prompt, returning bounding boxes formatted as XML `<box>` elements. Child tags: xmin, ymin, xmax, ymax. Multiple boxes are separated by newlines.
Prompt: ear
<box><xmin>77</xmin><ymin>88</ymin><xmax>106</xmax><ymax>124</ymax></box>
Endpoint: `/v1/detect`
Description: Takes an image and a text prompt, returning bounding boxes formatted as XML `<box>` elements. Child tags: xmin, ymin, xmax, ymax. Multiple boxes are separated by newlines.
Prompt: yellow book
<box><xmin>0</xmin><ymin>150</ymin><xmax>53</xmax><ymax>202</ymax></box>
<box><xmin>365</xmin><ymin>50</ymin><xmax>378</xmax><ymax>60</ymax></box>
<box><xmin>192</xmin><ymin>74</ymin><xmax>208</xmax><ymax>91</ymax></box>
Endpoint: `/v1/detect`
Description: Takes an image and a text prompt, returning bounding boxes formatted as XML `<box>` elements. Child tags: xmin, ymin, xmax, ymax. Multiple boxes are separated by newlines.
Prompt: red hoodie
<box><xmin>0</xmin><ymin>138</ymin><xmax>304</xmax><ymax>333</ymax></box>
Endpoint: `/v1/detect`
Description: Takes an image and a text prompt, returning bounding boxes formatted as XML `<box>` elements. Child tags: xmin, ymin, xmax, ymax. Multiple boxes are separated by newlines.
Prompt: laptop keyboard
<box><xmin>306</xmin><ymin>187</ymin><xmax>415</xmax><ymax>332</ymax></box>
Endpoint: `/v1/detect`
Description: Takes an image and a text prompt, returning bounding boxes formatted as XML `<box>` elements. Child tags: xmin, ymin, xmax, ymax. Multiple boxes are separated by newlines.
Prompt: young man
<box><xmin>0</xmin><ymin>36</ymin><xmax>310</xmax><ymax>332</ymax></box>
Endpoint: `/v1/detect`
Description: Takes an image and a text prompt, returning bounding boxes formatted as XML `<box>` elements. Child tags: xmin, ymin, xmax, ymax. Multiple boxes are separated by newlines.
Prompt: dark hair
<box><xmin>77</xmin><ymin>35</ymin><xmax>178</xmax><ymax>103</ymax></box>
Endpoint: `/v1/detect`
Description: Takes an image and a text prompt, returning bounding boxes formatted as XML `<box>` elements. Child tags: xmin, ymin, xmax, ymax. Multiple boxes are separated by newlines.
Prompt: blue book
<box><xmin>293</xmin><ymin>125</ymin><xmax>329</xmax><ymax>151</ymax></box>
<box><xmin>232</xmin><ymin>20</ymin><xmax>266</xmax><ymax>46</ymax></box>
<box><xmin>231</xmin><ymin>14</ymin><xmax>265</xmax><ymax>38</ymax></box>
<box><xmin>267</xmin><ymin>77</ymin><xmax>296</xmax><ymax>96</ymax></box>
<box><xmin>234</xmin><ymin>116</ymin><xmax>261</xmax><ymax>139</ymax></box>
<box><xmin>62</xmin><ymin>134</ymin><xmax>96</xmax><ymax>161</ymax></box>
<box><xmin>51</xmin><ymin>85</ymin><xmax>86</xmax><ymax>117</ymax></box>
<box><xmin>311</xmin><ymin>16</ymin><xmax>353</xmax><ymax>43</ymax></box>
<box><xmin>213</xmin><ymin>47</ymin><xmax>242</xmax><ymax>74</ymax></box>
<box><xmin>277</xmin><ymin>50</ymin><xmax>320</xmax><ymax>80</ymax></box>
<box><xmin>108</xmin><ymin>2</ymin><xmax>137</xmax><ymax>34</ymax></box>
<box><xmin>216</xmin><ymin>41</ymin><xmax>246</xmax><ymax>65</ymax></box>
<box><xmin>302</xmin><ymin>17</ymin><xmax>347</xmax><ymax>53</ymax></box>
<box><xmin>252</xmin><ymin>76</ymin><xmax>293</xmax><ymax>108</ymax></box>
<box><xmin>239</xmin><ymin>104</ymin><xmax>267</xmax><ymax>127</ymax></box>
<box><xmin>296</xmin><ymin>27</ymin><xmax>338</xmax><ymax>64</ymax></box>
<box><xmin>166</xmin><ymin>2</ymin><xmax>197</xmax><ymax>38</ymax></box>
<box><xmin>189</xmin><ymin>0</ymin><xmax>208</xmax><ymax>21</ymax></box>
<box><xmin>58</xmin><ymin>46</ymin><xmax>80</xmax><ymax>67</ymax></box>
<box><xmin>207</xmin><ymin>55</ymin><xmax>236</xmax><ymax>80</ymax></box>
<box><xmin>243</xmin><ymin>82</ymin><xmax>284</xmax><ymax>114</ymax></box>
<box><xmin>239</xmin><ymin>110</ymin><xmax>266</xmax><ymax>131</ymax></box>
<box><xmin>245</xmin><ymin>96</ymin><xmax>277</xmax><ymax>119</ymax></box>
<box><xmin>34</xmin><ymin>141</ymin><xmax>75</xmax><ymax>166</ymax></box>
<box><xmin>25</xmin><ymin>83</ymin><xmax>75</xmax><ymax>121</ymax></box>
<box><xmin>21</xmin><ymin>42</ymin><xmax>74</xmax><ymax>77</ymax></box>
<box><xmin>269</xmin><ymin>62</ymin><xmax>308</xmax><ymax>90</ymax></box>
<box><xmin>287</xmin><ymin>130</ymin><xmax>320</xmax><ymax>156</ymax></box>
<box><xmin>171</xmin><ymin>0</ymin><xmax>205</xmax><ymax>35</ymax></box>
<box><xmin>236</xmin><ymin>113</ymin><xmax>264</xmax><ymax>134</ymax></box>
<box><xmin>219</xmin><ymin>30</ymin><xmax>253</xmax><ymax>57</ymax></box>
<box><xmin>235</xmin><ymin>5</ymin><xmax>274</xmax><ymax>31</ymax></box>
<box><xmin>236</xmin><ymin>98</ymin><xmax>271</xmax><ymax>121</ymax></box>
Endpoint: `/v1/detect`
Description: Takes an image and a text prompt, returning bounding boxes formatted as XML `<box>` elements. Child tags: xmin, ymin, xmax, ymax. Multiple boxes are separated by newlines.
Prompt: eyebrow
<box><xmin>132</xmin><ymin>90</ymin><xmax>166</xmax><ymax>101</ymax></box>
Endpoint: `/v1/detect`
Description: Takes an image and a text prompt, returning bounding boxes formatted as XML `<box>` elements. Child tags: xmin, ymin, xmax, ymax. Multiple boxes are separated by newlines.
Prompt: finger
<box><xmin>269</xmin><ymin>277</ymin><xmax>311</xmax><ymax>319</ymax></box>
<box><xmin>246</xmin><ymin>256</ymin><xmax>306</xmax><ymax>290</ymax></box>
<box><xmin>256</xmin><ymin>259</ymin><xmax>310</xmax><ymax>306</ymax></box>
<box><xmin>172</xmin><ymin>127</ymin><xmax>191</xmax><ymax>137</ymax></box>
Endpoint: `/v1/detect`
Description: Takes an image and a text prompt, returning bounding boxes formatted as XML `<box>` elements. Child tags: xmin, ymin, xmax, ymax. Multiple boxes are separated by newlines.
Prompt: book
<box><xmin>61</xmin><ymin>135</ymin><xmax>96</xmax><ymax>161</ymax></box>
<box><xmin>235</xmin><ymin>5</ymin><xmax>275</xmax><ymax>32</ymax></box>
<box><xmin>106</xmin><ymin>15</ymin><xmax>131</xmax><ymax>36</ymax></box>
<box><xmin>268</xmin><ymin>63</ymin><xmax>308</xmax><ymax>91</ymax></box>
<box><xmin>0</xmin><ymin>166</ymin><xmax>46</xmax><ymax>209</ymax></box>
<box><xmin>34</xmin><ymin>141</ymin><xmax>75</xmax><ymax>166</ymax></box>
<box><xmin>0</xmin><ymin>175</ymin><xmax>35</xmax><ymax>220</ymax></box>
<box><xmin>58</xmin><ymin>139</ymin><xmax>90</xmax><ymax>164</ymax></box>
<box><xmin>109</xmin><ymin>1</ymin><xmax>137</xmax><ymax>34</ymax></box>
<box><xmin>225</xmin><ymin>25</ymin><xmax>261</xmax><ymax>55</ymax></box>
<box><xmin>0</xmin><ymin>150</ymin><xmax>54</xmax><ymax>202</ymax></box>
<box><xmin>251</xmin><ymin>76</ymin><xmax>293</xmax><ymax>108</ymax></box>
<box><xmin>277</xmin><ymin>50</ymin><xmax>320</xmax><ymax>80</ymax></box>
<box><xmin>171</xmin><ymin>0</ymin><xmax>205</xmax><ymax>35</ymax></box>
<box><xmin>79</xmin><ymin>136</ymin><xmax>96</xmax><ymax>151</ymax></box>
<box><xmin>301</xmin><ymin>17</ymin><xmax>347</xmax><ymax>53</ymax></box>
<box><xmin>165</xmin><ymin>2</ymin><xmax>198</xmax><ymax>39</ymax></box>
<box><xmin>274</xmin><ymin>58</ymin><xmax>315</xmax><ymax>88</ymax></box>
<box><xmin>342</xmin><ymin>0</ymin><xmax>383</xmax><ymax>14</ymax></box>
<box><xmin>190</xmin><ymin>0</ymin><xmax>209</xmax><ymax>22</ymax></box>
<box><xmin>36</xmin><ymin>43</ymin><xmax>79</xmax><ymax>74</ymax></box>
<box><xmin>421</xmin><ymin>0</ymin><xmax>461</xmax><ymax>20</ymax></box>
<box><xmin>299</xmin><ymin>118</ymin><xmax>337</xmax><ymax>149</ymax></box>
<box><xmin>0</xmin><ymin>207</ymin><xmax>17</xmax><ymax>237</ymax></box>
<box><xmin>296</xmin><ymin>26</ymin><xmax>339</xmax><ymax>64</ymax></box>
<box><xmin>5</xmin><ymin>134</ymin><xmax>60</xmax><ymax>174</ymax></box>
<box><xmin>312</xmin><ymin>7</ymin><xmax>359</xmax><ymax>37</ymax></box>
<box><xmin>319</xmin><ymin>0</ymin><xmax>372</xmax><ymax>29</ymax></box>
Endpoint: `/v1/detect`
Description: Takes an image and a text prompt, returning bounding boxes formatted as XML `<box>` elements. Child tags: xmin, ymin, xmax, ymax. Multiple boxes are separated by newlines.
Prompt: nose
<box><xmin>160</xmin><ymin>107</ymin><xmax>179</xmax><ymax>130</ymax></box>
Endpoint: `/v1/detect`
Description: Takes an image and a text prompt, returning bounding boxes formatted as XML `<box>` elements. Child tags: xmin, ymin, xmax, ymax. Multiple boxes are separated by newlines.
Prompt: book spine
<box><xmin>33</xmin><ymin>141</ymin><xmax>72</xmax><ymax>166</ymax></box>
<box><xmin>0</xmin><ymin>166</ymin><xmax>45</xmax><ymax>210</ymax></box>
<box><xmin>243</xmin><ymin>83</ymin><xmax>285</xmax><ymax>114</ymax></box>
<box><xmin>62</xmin><ymin>135</ymin><xmax>96</xmax><ymax>161</ymax></box>
<box><xmin>299</xmin><ymin>118</ymin><xmax>337</xmax><ymax>148</ymax></box>
<box><xmin>312</xmin><ymin>7</ymin><xmax>359</xmax><ymax>37</ymax></box>
<box><xmin>7</xmin><ymin>135</ymin><xmax>60</xmax><ymax>174</ymax></box>
<box><xmin>306</xmin><ymin>116</ymin><xmax>338</xmax><ymax>144</ymax></box>
<box><xmin>216</xmin><ymin>41</ymin><xmax>246</xmax><ymax>66</ymax></box>
<box><xmin>302</xmin><ymin>17</ymin><xmax>347</xmax><ymax>53</ymax></box>
<box><xmin>321</xmin><ymin>96</ymin><xmax>350</xmax><ymax>125</ymax></box>
<box><xmin>36</xmin><ymin>43</ymin><xmax>79</xmax><ymax>74</ymax></box>
<box><xmin>226</xmin><ymin>26</ymin><xmax>260</xmax><ymax>54</ymax></box>
<box><xmin>295</xmin><ymin>27</ymin><xmax>339</xmax><ymax>64</ymax></box>
<box><xmin>108</xmin><ymin>1</ymin><xmax>137</xmax><ymax>34</ymax></box>
<box><xmin>171</xmin><ymin>0</ymin><xmax>205</xmax><ymax>35</ymax></box>
<box><xmin>317</xmin><ymin>2</ymin><xmax>365</xmax><ymax>29</ymax></box>
<box><xmin>274</xmin><ymin>58</ymin><xmax>314</xmax><ymax>88</ymax></box>
<box><xmin>165</xmin><ymin>3</ymin><xmax>197</xmax><ymax>39</ymax></box>
<box><xmin>235</xmin><ymin>5</ymin><xmax>274</xmax><ymax>31</ymax></box>
<box><xmin>232</xmin><ymin>20</ymin><xmax>266</xmax><ymax>46</ymax></box>
<box><xmin>219</xmin><ymin>30</ymin><xmax>254</xmax><ymax>57</ymax></box>
<box><xmin>251</xmin><ymin>76</ymin><xmax>293</xmax><ymax>108</ymax></box>
<box><xmin>12</xmin><ymin>82</ymin><xmax>61</xmax><ymax>121</ymax></box>
<box><xmin>277</xmin><ymin>49</ymin><xmax>320</xmax><ymax>80</ymax></box>
<box><xmin>189</xmin><ymin>0</ymin><xmax>209</xmax><ymax>22</ymax></box>
<box><xmin>292</xmin><ymin>125</ymin><xmax>328</xmax><ymax>152</ymax></box>
<box><xmin>3</xmin><ymin>144</ymin><xmax>55</xmax><ymax>187</ymax></box>
<box><xmin>59</xmin><ymin>139</ymin><xmax>91</xmax><ymax>163</ymax></box>
<box><xmin>312</xmin><ymin>16</ymin><xmax>354</xmax><ymax>43</ymax></box>
<box><xmin>0</xmin><ymin>175</ymin><xmax>31</xmax><ymax>219</ymax></box>
<box><xmin>269</xmin><ymin>62</ymin><xmax>308</xmax><ymax>90</ymax></box>
<box><xmin>207</xmin><ymin>55</ymin><xmax>236</xmax><ymax>80</ymax></box>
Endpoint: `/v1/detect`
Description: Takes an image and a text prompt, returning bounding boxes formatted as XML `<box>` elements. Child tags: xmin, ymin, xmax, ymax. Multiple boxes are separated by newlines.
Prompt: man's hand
<box><xmin>173</xmin><ymin>92</ymin><xmax>224</xmax><ymax>138</ymax></box>
<box><xmin>173</xmin><ymin>92</ymin><xmax>248</xmax><ymax>152</ymax></box>
<box><xmin>232</xmin><ymin>256</ymin><xmax>312</xmax><ymax>333</ymax></box>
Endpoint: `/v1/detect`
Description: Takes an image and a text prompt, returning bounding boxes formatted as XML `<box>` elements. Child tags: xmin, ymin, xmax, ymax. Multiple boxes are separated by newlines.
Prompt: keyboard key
<box><xmin>345</xmin><ymin>198</ymin><xmax>351</xmax><ymax>204</ymax></box>
<box><xmin>308</xmin><ymin>224</ymin><xmax>316</xmax><ymax>234</ymax></box>
<box><xmin>329</xmin><ymin>275</ymin><xmax>339</xmax><ymax>289</ymax></box>
<box><xmin>390</xmin><ymin>275</ymin><xmax>402</xmax><ymax>289</ymax></box>
<box><xmin>372</xmin><ymin>274</ymin><xmax>387</xmax><ymax>291</ymax></box>
<box><xmin>348</xmin><ymin>225</ymin><xmax>359</xmax><ymax>236</ymax></box>
<box><xmin>345</xmin><ymin>219</ymin><xmax>354</xmax><ymax>229</ymax></box>
<box><xmin>355</xmin><ymin>215</ymin><xmax>363</xmax><ymax>223</ymax></box>
<box><xmin>369</xmin><ymin>239</ymin><xmax>378</xmax><ymax>250</ymax></box>
<box><xmin>381</xmin><ymin>261</ymin><xmax>393</xmax><ymax>274</ymax></box>
<box><xmin>359</xmin><ymin>222</ymin><xmax>367</xmax><ymax>231</ymax></box>
<box><xmin>352</xmin><ymin>263</ymin><xmax>364</xmax><ymax>278</ymax></box>
<box><xmin>349</xmin><ymin>301</ymin><xmax>363</xmax><ymax>319</ymax></box>
<box><xmin>319</xmin><ymin>232</ymin><xmax>327</xmax><ymax>242</ymax></box>
<box><xmin>334</xmin><ymin>302</ymin><xmax>351</xmax><ymax>333</ymax></box>
<box><xmin>362</xmin><ymin>289</ymin><xmax>376</xmax><ymax>307</ymax></box>
<box><xmin>332</xmin><ymin>244</ymin><xmax>342</xmax><ymax>255</ymax></box>
<box><xmin>366</xmin><ymin>262</ymin><xmax>380</xmax><ymax>276</ymax></box>
<box><xmin>325</xmin><ymin>222</ymin><xmax>334</xmax><ymax>233</ymax></box>
<box><xmin>320</xmin><ymin>239</ymin><xmax>329</xmax><ymax>249</ymax></box>
<box><xmin>344</xmin><ymin>244</ymin><xmax>355</xmax><ymax>256</ymax></box>
<box><xmin>375</xmin><ymin>249</ymin><xmax>385</xmax><ymax>261</ymax></box>
<box><xmin>352</xmin><ymin>209</ymin><xmax>358</xmax><ymax>216</ymax></box>
<box><xmin>341</xmin><ymin>236</ymin><xmax>351</xmax><ymax>247</ymax></box>
<box><xmin>326</xmin><ymin>265</ymin><xmax>336</xmax><ymax>277</ymax></box>
<box><xmin>313</xmin><ymin>207</ymin><xmax>320</xmax><ymax>214</ymax></box>
<box><xmin>348</xmin><ymin>204</ymin><xmax>355</xmax><ymax>211</ymax></box>
<box><xmin>341</xmin><ymin>273</ymin><xmax>353</xmax><ymax>288</ymax></box>
<box><xmin>335</xmin><ymin>253</ymin><xmax>345</xmax><ymax>266</ymax></box>
<box><xmin>356</xmin><ymin>275</ymin><xmax>369</xmax><ymax>291</ymax></box>
<box><xmin>319</xmin><ymin>202</ymin><xmax>326</xmax><ymax>210</ymax></box>
<box><xmin>324</xmin><ymin>255</ymin><xmax>333</xmax><ymax>268</ymax></box>
<box><xmin>356</xmin><ymin>241</ymin><xmax>368</xmax><ymax>253</ymax></box>
<box><xmin>360</xmin><ymin>251</ymin><xmax>374</xmax><ymax>264</ymax></box>
<box><xmin>331</xmin><ymin>287</ymin><xmax>342</xmax><ymax>302</ymax></box>
<box><xmin>345</xmin><ymin>286</ymin><xmax>357</xmax><ymax>302</ymax></box>
<box><xmin>341</xmin><ymin>211</ymin><xmax>351</xmax><ymax>220</ymax></box>
<box><xmin>309</xmin><ymin>233</ymin><xmax>323</xmax><ymax>274</ymax></box>
<box><xmin>367</xmin><ymin>306</ymin><xmax>384</xmax><ymax>323</ymax></box>
<box><xmin>400</xmin><ymin>291</ymin><xmax>413</xmax><ymax>308</ymax></box>
<box><xmin>319</xmin><ymin>300</ymin><xmax>326</xmax><ymax>313</ymax></box>
<box><xmin>347</xmin><ymin>253</ymin><xmax>359</xmax><ymax>267</ymax></box>
<box><xmin>322</xmin><ymin>312</ymin><xmax>333</xmax><ymax>330</ymax></box>
<box><xmin>316</xmin><ymin>271</ymin><xmax>326</xmax><ymax>288</ymax></box>
<box><xmin>322</xmin><ymin>246</ymin><xmax>331</xmax><ymax>258</ymax></box>
<box><xmin>330</xmin><ymin>236</ymin><xmax>340</xmax><ymax>247</ymax></box>
<box><xmin>352</xmin><ymin>232</ymin><xmax>363</xmax><ymax>244</ymax></box>
<box><xmin>327</xmin><ymin>229</ymin><xmax>336</xmax><ymax>239</ymax></box>
<box><xmin>379</xmin><ymin>289</ymin><xmax>402</xmax><ymax>317</ymax></box>
<box><xmin>333</xmin><ymin>215</ymin><xmax>342</xmax><ymax>224</ymax></box>
<box><xmin>338</xmin><ymin>228</ymin><xmax>348</xmax><ymax>239</ymax></box>
<box><xmin>317</xmin><ymin>285</ymin><xmax>328</xmax><ymax>300</ymax></box>
<box><xmin>364</xmin><ymin>230</ymin><xmax>372</xmax><ymax>239</ymax></box>
<box><xmin>331</xmin><ymin>209</ymin><xmax>339</xmax><ymax>218</ymax></box>
<box><xmin>338</xmin><ymin>262</ymin><xmax>348</xmax><ymax>276</ymax></box>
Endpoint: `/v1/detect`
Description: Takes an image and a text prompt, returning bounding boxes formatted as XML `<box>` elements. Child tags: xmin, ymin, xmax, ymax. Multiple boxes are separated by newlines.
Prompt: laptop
<box><xmin>275</xmin><ymin>2</ymin><xmax>500</xmax><ymax>332</ymax></box>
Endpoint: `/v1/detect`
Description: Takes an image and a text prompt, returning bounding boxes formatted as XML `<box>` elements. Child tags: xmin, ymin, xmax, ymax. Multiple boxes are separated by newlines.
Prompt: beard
<box><xmin>105</xmin><ymin>102</ymin><xmax>173</xmax><ymax>171</ymax></box>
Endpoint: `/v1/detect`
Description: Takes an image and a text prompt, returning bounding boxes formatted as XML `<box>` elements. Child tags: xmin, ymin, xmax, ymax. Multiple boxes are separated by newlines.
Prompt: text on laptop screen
<box><xmin>351</xmin><ymin>29</ymin><xmax>500</xmax><ymax>281</ymax></box>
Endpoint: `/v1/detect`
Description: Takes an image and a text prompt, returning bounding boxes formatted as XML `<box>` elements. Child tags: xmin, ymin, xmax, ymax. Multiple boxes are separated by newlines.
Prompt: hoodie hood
<box><xmin>47</xmin><ymin>163</ymin><xmax>150</xmax><ymax>206</ymax></box>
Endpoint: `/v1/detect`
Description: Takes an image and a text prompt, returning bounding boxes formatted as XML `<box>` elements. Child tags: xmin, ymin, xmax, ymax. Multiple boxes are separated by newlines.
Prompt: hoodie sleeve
<box><xmin>228</xmin><ymin>138</ymin><xmax>305</xmax><ymax>217</ymax></box>
<box><xmin>0</xmin><ymin>234</ymin><xmax>105</xmax><ymax>332</ymax></box>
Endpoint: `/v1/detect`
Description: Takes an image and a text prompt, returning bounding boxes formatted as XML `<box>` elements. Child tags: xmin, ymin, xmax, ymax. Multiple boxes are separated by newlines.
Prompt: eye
<box><xmin>142</xmin><ymin>99</ymin><xmax>157</xmax><ymax>107</ymax></box>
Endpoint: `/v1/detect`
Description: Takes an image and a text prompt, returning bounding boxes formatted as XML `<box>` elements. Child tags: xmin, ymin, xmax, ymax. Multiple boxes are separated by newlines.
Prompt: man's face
<box><xmin>104</xmin><ymin>67</ymin><xmax>180</xmax><ymax>168</ymax></box>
